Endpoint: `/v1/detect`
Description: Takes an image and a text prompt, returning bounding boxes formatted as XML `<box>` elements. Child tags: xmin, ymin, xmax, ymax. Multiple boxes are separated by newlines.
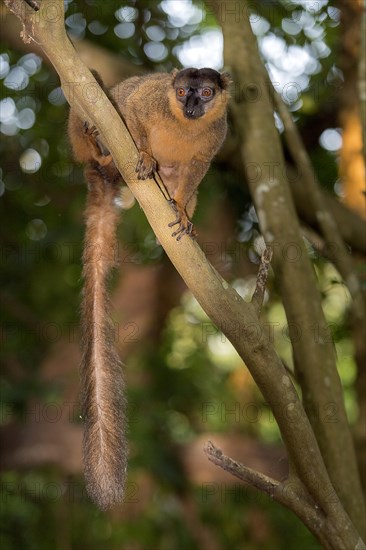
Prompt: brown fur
<box><xmin>68</xmin><ymin>68</ymin><xmax>230</xmax><ymax>509</ymax></box>
<box><xmin>80</xmin><ymin>165</ymin><xmax>127</xmax><ymax>510</ymax></box>
<box><xmin>69</xmin><ymin>68</ymin><xmax>230</xmax><ymax>233</ymax></box>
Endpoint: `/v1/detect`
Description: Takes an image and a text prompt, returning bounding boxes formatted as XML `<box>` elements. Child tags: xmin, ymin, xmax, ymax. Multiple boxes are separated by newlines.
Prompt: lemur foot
<box><xmin>83</xmin><ymin>122</ymin><xmax>112</xmax><ymax>167</ymax></box>
<box><xmin>168</xmin><ymin>199</ymin><xmax>197</xmax><ymax>241</ymax></box>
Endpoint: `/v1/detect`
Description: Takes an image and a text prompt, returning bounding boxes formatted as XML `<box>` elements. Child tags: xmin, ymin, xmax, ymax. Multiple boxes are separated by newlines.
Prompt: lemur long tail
<box><xmin>80</xmin><ymin>165</ymin><xmax>127</xmax><ymax>510</ymax></box>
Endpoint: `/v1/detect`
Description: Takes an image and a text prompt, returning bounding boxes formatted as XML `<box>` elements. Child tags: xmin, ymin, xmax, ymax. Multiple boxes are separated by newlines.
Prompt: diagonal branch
<box><xmin>204</xmin><ymin>440</ymin><xmax>279</xmax><ymax>495</ymax></box>
<box><xmin>287</xmin><ymin>166</ymin><xmax>366</xmax><ymax>254</ymax></box>
<box><xmin>204</xmin><ymin>441</ymin><xmax>334</xmax><ymax>549</ymax></box>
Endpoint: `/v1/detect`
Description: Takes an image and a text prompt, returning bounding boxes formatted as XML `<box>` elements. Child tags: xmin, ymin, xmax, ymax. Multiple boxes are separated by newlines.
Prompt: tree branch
<box><xmin>204</xmin><ymin>440</ymin><xmax>279</xmax><ymax>495</ymax></box>
<box><xmin>287</xmin><ymin>166</ymin><xmax>366</xmax><ymax>255</ymax></box>
<box><xmin>204</xmin><ymin>441</ymin><xmax>334</xmax><ymax>549</ymax></box>
<box><xmin>0</xmin><ymin>4</ymin><xmax>145</xmax><ymax>86</ymax></box>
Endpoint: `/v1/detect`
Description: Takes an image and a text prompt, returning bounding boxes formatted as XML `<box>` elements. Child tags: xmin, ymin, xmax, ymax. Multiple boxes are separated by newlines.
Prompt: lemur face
<box><xmin>172</xmin><ymin>68</ymin><xmax>231</xmax><ymax>120</ymax></box>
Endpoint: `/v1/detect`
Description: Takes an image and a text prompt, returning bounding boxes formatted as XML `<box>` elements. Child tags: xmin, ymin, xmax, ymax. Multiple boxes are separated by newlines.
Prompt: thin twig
<box><xmin>204</xmin><ymin>440</ymin><xmax>330</xmax><ymax>544</ymax></box>
<box><xmin>204</xmin><ymin>440</ymin><xmax>279</xmax><ymax>495</ymax></box>
<box><xmin>251</xmin><ymin>246</ymin><xmax>272</xmax><ymax>315</ymax></box>
<box><xmin>23</xmin><ymin>0</ymin><xmax>39</xmax><ymax>11</ymax></box>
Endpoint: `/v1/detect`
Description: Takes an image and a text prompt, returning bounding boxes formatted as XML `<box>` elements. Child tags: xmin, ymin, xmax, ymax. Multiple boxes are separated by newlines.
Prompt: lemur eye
<box><xmin>202</xmin><ymin>88</ymin><xmax>213</xmax><ymax>97</ymax></box>
<box><xmin>177</xmin><ymin>88</ymin><xmax>186</xmax><ymax>97</ymax></box>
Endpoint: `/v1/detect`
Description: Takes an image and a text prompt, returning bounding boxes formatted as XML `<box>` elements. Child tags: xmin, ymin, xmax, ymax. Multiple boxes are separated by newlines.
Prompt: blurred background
<box><xmin>0</xmin><ymin>1</ymin><xmax>364</xmax><ymax>548</ymax></box>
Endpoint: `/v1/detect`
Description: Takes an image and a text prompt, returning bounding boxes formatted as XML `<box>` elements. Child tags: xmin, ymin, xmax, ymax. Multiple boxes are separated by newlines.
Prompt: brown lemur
<box><xmin>68</xmin><ymin>67</ymin><xmax>231</xmax><ymax>509</ymax></box>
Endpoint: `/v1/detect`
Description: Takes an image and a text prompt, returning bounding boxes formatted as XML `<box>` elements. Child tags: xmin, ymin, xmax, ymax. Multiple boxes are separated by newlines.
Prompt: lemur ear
<box><xmin>171</xmin><ymin>68</ymin><xmax>180</xmax><ymax>80</ymax></box>
<box><xmin>220</xmin><ymin>72</ymin><xmax>232</xmax><ymax>89</ymax></box>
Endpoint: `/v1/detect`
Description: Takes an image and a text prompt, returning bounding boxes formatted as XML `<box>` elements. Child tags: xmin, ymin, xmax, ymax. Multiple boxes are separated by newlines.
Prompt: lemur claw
<box><xmin>172</xmin><ymin>221</ymin><xmax>196</xmax><ymax>241</ymax></box>
<box><xmin>83</xmin><ymin>121</ymin><xmax>99</xmax><ymax>138</ymax></box>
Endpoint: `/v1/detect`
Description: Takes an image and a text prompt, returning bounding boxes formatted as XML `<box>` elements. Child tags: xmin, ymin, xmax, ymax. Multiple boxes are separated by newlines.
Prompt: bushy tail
<box><xmin>80</xmin><ymin>165</ymin><xmax>127</xmax><ymax>510</ymax></box>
